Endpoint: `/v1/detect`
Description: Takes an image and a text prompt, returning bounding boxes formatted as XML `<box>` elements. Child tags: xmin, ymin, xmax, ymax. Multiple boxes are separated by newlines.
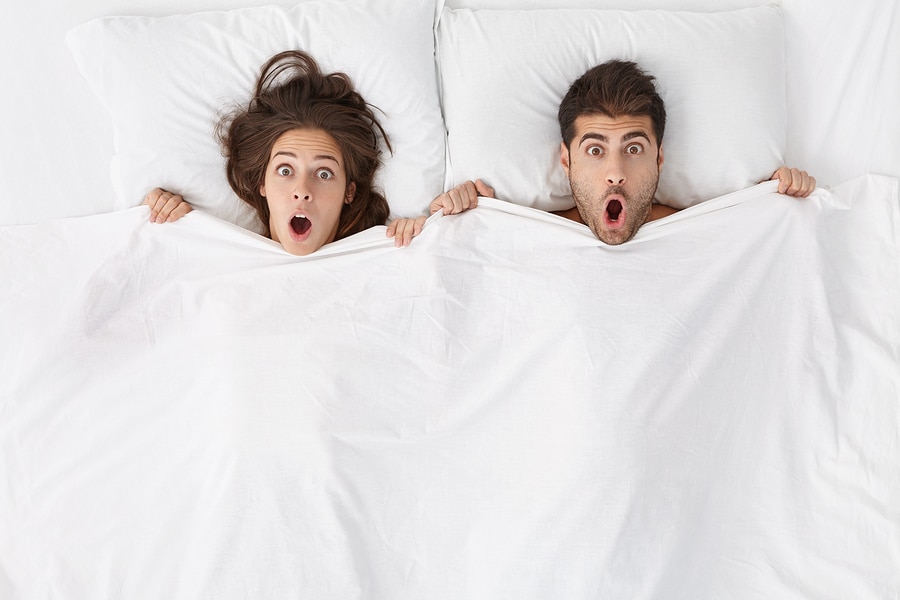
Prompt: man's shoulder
<box><xmin>649</xmin><ymin>203</ymin><xmax>679</xmax><ymax>222</ymax></box>
<box><xmin>551</xmin><ymin>206</ymin><xmax>584</xmax><ymax>224</ymax></box>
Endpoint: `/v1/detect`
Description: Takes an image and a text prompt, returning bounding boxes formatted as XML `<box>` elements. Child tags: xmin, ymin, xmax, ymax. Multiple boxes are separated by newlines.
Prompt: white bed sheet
<box><xmin>2</xmin><ymin>175</ymin><xmax>898</xmax><ymax>598</ymax></box>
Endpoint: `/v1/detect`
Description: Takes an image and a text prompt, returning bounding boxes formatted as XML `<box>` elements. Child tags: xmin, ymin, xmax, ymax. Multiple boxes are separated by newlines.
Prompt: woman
<box><xmin>145</xmin><ymin>50</ymin><xmax>481</xmax><ymax>254</ymax></box>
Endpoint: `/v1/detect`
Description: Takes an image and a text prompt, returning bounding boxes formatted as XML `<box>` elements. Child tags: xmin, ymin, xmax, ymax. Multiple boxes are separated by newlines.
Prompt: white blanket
<box><xmin>2</xmin><ymin>175</ymin><xmax>899</xmax><ymax>598</ymax></box>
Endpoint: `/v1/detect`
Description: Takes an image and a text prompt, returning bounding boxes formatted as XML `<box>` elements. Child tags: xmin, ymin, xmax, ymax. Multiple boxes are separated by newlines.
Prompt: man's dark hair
<box><xmin>558</xmin><ymin>59</ymin><xmax>666</xmax><ymax>149</ymax></box>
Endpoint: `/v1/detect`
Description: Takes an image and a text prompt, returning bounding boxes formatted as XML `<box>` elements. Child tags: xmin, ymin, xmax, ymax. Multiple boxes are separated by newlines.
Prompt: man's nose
<box><xmin>605</xmin><ymin>155</ymin><xmax>626</xmax><ymax>186</ymax></box>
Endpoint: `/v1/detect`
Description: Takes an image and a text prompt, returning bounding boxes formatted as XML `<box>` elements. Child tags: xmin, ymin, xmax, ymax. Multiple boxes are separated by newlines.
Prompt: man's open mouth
<box><xmin>291</xmin><ymin>214</ymin><xmax>311</xmax><ymax>235</ymax></box>
<box><xmin>606</xmin><ymin>199</ymin><xmax>623</xmax><ymax>222</ymax></box>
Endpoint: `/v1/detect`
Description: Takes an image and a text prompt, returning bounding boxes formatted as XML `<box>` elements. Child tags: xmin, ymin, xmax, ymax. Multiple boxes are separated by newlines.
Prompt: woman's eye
<box><xmin>277</xmin><ymin>166</ymin><xmax>293</xmax><ymax>177</ymax></box>
<box><xmin>315</xmin><ymin>169</ymin><xmax>334</xmax><ymax>180</ymax></box>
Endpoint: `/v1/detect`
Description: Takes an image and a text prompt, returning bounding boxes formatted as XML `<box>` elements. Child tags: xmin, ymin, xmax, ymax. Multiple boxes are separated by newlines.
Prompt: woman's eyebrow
<box><xmin>271</xmin><ymin>150</ymin><xmax>340</xmax><ymax>165</ymax></box>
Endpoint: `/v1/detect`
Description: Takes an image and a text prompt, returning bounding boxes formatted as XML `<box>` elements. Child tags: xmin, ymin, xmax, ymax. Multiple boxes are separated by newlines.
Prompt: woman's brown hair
<box><xmin>217</xmin><ymin>50</ymin><xmax>391</xmax><ymax>239</ymax></box>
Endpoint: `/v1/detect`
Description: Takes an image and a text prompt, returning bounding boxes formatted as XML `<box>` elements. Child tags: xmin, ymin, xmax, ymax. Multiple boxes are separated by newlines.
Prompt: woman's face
<box><xmin>259</xmin><ymin>128</ymin><xmax>355</xmax><ymax>256</ymax></box>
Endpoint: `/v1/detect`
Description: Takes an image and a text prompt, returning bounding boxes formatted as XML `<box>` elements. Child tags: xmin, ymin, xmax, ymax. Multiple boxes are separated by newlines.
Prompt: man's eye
<box><xmin>587</xmin><ymin>146</ymin><xmax>602</xmax><ymax>156</ymax></box>
<box><xmin>316</xmin><ymin>169</ymin><xmax>334</xmax><ymax>180</ymax></box>
<box><xmin>277</xmin><ymin>166</ymin><xmax>293</xmax><ymax>176</ymax></box>
<box><xmin>626</xmin><ymin>144</ymin><xmax>643</xmax><ymax>155</ymax></box>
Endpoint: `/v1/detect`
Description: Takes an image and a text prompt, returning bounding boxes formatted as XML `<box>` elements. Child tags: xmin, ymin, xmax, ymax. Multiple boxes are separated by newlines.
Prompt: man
<box><xmin>403</xmin><ymin>59</ymin><xmax>815</xmax><ymax>246</ymax></box>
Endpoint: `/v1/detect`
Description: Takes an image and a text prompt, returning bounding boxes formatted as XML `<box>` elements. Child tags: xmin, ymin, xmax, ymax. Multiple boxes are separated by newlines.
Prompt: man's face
<box><xmin>560</xmin><ymin>113</ymin><xmax>664</xmax><ymax>245</ymax></box>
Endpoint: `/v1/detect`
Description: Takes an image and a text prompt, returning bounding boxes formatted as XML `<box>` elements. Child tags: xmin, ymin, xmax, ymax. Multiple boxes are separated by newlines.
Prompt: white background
<box><xmin>1</xmin><ymin>0</ymin><xmax>898</xmax><ymax>224</ymax></box>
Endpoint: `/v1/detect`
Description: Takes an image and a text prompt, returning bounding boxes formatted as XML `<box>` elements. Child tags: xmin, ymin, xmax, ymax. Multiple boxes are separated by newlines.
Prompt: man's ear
<box><xmin>657</xmin><ymin>144</ymin><xmax>665</xmax><ymax>170</ymax></box>
<box><xmin>560</xmin><ymin>141</ymin><xmax>571</xmax><ymax>176</ymax></box>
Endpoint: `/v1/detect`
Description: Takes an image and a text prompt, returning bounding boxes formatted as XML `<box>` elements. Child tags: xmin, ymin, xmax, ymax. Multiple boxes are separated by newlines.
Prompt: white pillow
<box><xmin>437</xmin><ymin>5</ymin><xmax>786</xmax><ymax>210</ymax></box>
<box><xmin>66</xmin><ymin>0</ymin><xmax>445</xmax><ymax>232</ymax></box>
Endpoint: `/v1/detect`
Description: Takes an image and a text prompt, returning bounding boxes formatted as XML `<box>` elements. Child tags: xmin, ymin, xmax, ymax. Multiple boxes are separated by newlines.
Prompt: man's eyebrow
<box><xmin>622</xmin><ymin>131</ymin><xmax>651</xmax><ymax>143</ymax></box>
<box><xmin>579</xmin><ymin>132</ymin><xmax>608</xmax><ymax>145</ymax></box>
<box><xmin>578</xmin><ymin>131</ymin><xmax>651</xmax><ymax>145</ymax></box>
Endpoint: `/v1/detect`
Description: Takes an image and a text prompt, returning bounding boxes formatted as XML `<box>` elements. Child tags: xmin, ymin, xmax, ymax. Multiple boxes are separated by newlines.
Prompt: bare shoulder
<box><xmin>648</xmin><ymin>203</ymin><xmax>679</xmax><ymax>222</ymax></box>
<box><xmin>551</xmin><ymin>206</ymin><xmax>584</xmax><ymax>224</ymax></box>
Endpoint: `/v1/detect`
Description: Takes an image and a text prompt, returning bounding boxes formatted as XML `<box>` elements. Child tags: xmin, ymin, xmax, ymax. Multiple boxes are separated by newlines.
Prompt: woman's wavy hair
<box><xmin>217</xmin><ymin>50</ymin><xmax>391</xmax><ymax>239</ymax></box>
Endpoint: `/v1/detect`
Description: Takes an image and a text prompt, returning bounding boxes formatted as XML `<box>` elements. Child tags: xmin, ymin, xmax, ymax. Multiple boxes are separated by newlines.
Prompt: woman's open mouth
<box><xmin>290</xmin><ymin>214</ymin><xmax>311</xmax><ymax>237</ymax></box>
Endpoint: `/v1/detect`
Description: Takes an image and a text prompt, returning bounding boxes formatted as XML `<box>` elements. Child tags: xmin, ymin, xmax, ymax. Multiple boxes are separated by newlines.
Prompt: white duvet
<box><xmin>1</xmin><ymin>175</ymin><xmax>899</xmax><ymax>598</ymax></box>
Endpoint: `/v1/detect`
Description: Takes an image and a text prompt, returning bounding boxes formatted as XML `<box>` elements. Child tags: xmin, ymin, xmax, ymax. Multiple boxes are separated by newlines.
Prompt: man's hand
<box><xmin>770</xmin><ymin>167</ymin><xmax>816</xmax><ymax>197</ymax></box>
<box><xmin>386</xmin><ymin>180</ymin><xmax>494</xmax><ymax>248</ymax></box>
<box><xmin>429</xmin><ymin>179</ymin><xmax>494</xmax><ymax>215</ymax></box>
<box><xmin>143</xmin><ymin>188</ymin><xmax>193</xmax><ymax>223</ymax></box>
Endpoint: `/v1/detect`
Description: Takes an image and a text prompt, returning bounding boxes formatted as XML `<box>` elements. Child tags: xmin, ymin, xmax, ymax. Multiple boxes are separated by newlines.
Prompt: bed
<box><xmin>1</xmin><ymin>0</ymin><xmax>898</xmax><ymax>598</ymax></box>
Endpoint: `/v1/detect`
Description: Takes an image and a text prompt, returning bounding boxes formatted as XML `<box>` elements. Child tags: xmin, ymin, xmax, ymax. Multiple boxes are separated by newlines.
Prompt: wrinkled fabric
<box><xmin>1</xmin><ymin>176</ymin><xmax>898</xmax><ymax>599</ymax></box>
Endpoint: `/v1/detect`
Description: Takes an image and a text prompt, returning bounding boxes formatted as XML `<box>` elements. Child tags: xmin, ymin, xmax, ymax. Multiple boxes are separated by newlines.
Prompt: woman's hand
<box><xmin>386</xmin><ymin>216</ymin><xmax>427</xmax><ymax>247</ymax></box>
<box><xmin>143</xmin><ymin>188</ymin><xmax>194</xmax><ymax>223</ymax></box>
<box><xmin>386</xmin><ymin>180</ymin><xmax>494</xmax><ymax>248</ymax></box>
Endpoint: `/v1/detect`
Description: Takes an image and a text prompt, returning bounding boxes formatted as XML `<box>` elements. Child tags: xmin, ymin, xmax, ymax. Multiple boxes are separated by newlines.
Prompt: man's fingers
<box><xmin>787</xmin><ymin>168</ymin><xmax>804</xmax><ymax>195</ymax></box>
<box><xmin>784</xmin><ymin>168</ymin><xmax>814</xmax><ymax>197</ymax></box>
<box><xmin>772</xmin><ymin>167</ymin><xmax>789</xmax><ymax>194</ymax></box>
<box><xmin>455</xmin><ymin>184</ymin><xmax>472</xmax><ymax>214</ymax></box>
<box><xmin>805</xmin><ymin>175</ymin><xmax>817</xmax><ymax>196</ymax></box>
<box><xmin>457</xmin><ymin>181</ymin><xmax>480</xmax><ymax>213</ymax></box>
<box><xmin>796</xmin><ymin>170</ymin><xmax>816</xmax><ymax>197</ymax></box>
<box><xmin>430</xmin><ymin>180</ymin><xmax>486</xmax><ymax>215</ymax></box>
<box><xmin>443</xmin><ymin>189</ymin><xmax>459</xmax><ymax>215</ymax></box>
<box><xmin>474</xmin><ymin>179</ymin><xmax>495</xmax><ymax>198</ymax></box>
<box><xmin>772</xmin><ymin>167</ymin><xmax>815</xmax><ymax>197</ymax></box>
<box><xmin>461</xmin><ymin>181</ymin><xmax>478</xmax><ymax>210</ymax></box>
